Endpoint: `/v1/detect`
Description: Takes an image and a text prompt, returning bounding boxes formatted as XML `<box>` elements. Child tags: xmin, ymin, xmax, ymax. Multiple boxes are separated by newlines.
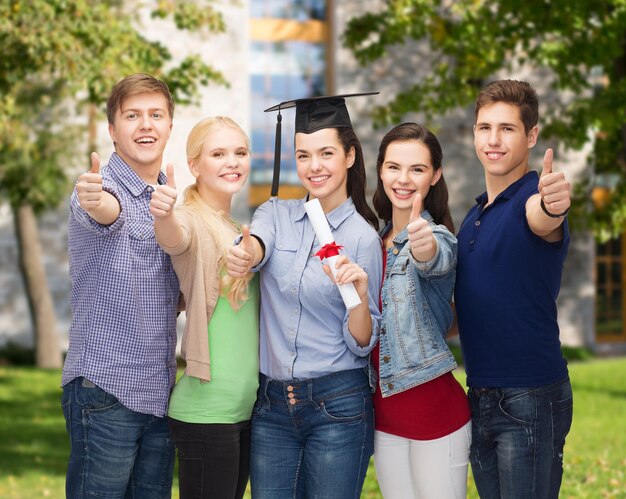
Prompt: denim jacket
<box><xmin>378</xmin><ymin>212</ymin><xmax>458</xmax><ymax>397</ymax></box>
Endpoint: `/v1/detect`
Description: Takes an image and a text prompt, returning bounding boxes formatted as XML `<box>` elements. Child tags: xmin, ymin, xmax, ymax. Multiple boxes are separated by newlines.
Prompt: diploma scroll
<box><xmin>304</xmin><ymin>198</ymin><xmax>362</xmax><ymax>310</ymax></box>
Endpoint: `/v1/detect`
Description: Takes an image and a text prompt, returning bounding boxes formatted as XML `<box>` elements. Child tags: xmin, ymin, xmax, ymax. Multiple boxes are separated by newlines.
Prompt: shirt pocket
<box><xmin>265</xmin><ymin>240</ymin><xmax>298</xmax><ymax>277</ymax></box>
<box><xmin>127</xmin><ymin>217</ymin><xmax>158</xmax><ymax>267</ymax></box>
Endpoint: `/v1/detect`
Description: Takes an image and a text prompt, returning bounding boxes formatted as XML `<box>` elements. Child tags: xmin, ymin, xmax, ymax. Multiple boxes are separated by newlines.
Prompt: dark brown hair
<box><xmin>475</xmin><ymin>79</ymin><xmax>538</xmax><ymax>134</ymax></box>
<box><xmin>373</xmin><ymin>122</ymin><xmax>454</xmax><ymax>233</ymax></box>
<box><xmin>336</xmin><ymin>127</ymin><xmax>379</xmax><ymax>230</ymax></box>
<box><xmin>106</xmin><ymin>73</ymin><xmax>174</xmax><ymax>124</ymax></box>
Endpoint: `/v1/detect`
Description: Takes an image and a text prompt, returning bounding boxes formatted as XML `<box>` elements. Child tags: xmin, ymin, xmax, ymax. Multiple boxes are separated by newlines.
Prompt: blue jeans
<box><xmin>61</xmin><ymin>377</ymin><xmax>174</xmax><ymax>498</ymax></box>
<box><xmin>250</xmin><ymin>368</ymin><xmax>374</xmax><ymax>499</ymax></box>
<box><xmin>468</xmin><ymin>377</ymin><xmax>573</xmax><ymax>499</ymax></box>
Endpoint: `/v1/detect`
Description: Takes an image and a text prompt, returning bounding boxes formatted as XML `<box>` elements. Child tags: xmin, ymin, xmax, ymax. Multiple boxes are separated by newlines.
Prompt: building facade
<box><xmin>0</xmin><ymin>0</ymin><xmax>624</xmax><ymax>355</ymax></box>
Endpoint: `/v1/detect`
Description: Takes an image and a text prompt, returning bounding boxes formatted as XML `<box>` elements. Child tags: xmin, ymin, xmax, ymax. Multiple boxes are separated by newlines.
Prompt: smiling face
<box><xmin>380</xmin><ymin>140</ymin><xmax>441</xmax><ymax>217</ymax></box>
<box><xmin>474</xmin><ymin>101</ymin><xmax>538</xmax><ymax>185</ymax></box>
<box><xmin>189</xmin><ymin>125</ymin><xmax>250</xmax><ymax>208</ymax></box>
<box><xmin>295</xmin><ymin>128</ymin><xmax>354</xmax><ymax>212</ymax></box>
<box><xmin>108</xmin><ymin>92</ymin><xmax>172</xmax><ymax>175</ymax></box>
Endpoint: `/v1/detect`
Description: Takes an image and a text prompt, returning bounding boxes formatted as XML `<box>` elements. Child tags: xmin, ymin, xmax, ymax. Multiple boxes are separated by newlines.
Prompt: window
<box><xmin>251</xmin><ymin>0</ymin><xmax>326</xmax><ymax>20</ymax></box>
<box><xmin>596</xmin><ymin>234</ymin><xmax>626</xmax><ymax>341</ymax></box>
<box><xmin>249</xmin><ymin>0</ymin><xmax>329</xmax><ymax>203</ymax></box>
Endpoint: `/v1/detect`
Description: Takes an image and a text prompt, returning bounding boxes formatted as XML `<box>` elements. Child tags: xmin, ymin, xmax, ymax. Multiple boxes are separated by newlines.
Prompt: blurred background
<box><xmin>0</xmin><ymin>1</ymin><xmax>625</xmax><ymax>497</ymax></box>
<box><xmin>2</xmin><ymin>0</ymin><xmax>625</xmax><ymax>365</ymax></box>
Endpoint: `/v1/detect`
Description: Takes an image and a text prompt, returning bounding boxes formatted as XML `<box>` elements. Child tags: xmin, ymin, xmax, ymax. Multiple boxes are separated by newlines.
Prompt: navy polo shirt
<box><xmin>455</xmin><ymin>171</ymin><xmax>569</xmax><ymax>388</ymax></box>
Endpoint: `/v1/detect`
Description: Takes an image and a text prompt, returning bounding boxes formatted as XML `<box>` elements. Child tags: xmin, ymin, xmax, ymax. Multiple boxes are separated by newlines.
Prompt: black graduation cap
<box><xmin>264</xmin><ymin>92</ymin><xmax>379</xmax><ymax>197</ymax></box>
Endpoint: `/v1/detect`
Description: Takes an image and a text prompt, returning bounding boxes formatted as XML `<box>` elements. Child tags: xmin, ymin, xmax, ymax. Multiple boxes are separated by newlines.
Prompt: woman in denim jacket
<box><xmin>372</xmin><ymin>123</ymin><xmax>471</xmax><ymax>499</ymax></box>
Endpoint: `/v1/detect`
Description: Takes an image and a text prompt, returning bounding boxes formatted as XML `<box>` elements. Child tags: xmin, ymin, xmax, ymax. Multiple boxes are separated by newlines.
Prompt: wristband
<box><xmin>540</xmin><ymin>198</ymin><xmax>569</xmax><ymax>218</ymax></box>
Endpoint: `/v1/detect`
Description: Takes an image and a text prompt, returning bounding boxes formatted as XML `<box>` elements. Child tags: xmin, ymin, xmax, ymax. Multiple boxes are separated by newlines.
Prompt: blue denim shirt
<box><xmin>378</xmin><ymin>212</ymin><xmax>457</xmax><ymax>397</ymax></box>
<box><xmin>250</xmin><ymin>196</ymin><xmax>382</xmax><ymax>381</ymax></box>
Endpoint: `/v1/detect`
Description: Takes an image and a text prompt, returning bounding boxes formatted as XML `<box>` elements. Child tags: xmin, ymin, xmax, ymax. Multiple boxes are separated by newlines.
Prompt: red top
<box><xmin>373</xmin><ymin>245</ymin><xmax>470</xmax><ymax>440</ymax></box>
<box><xmin>373</xmin><ymin>343</ymin><xmax>471</xmax><ymax>440</ymax></box>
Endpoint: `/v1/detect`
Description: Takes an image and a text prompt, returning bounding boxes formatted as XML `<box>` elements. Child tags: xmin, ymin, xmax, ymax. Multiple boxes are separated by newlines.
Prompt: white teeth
<box><xmin>310</xmin><ymin>175</ymin><xmax>329</xmax><ymax>182</ymax></box>
<box><xmin>136</xmin><ymin>137</ymin><xmax>156</xmax><ymax>144</ymax></box>
<box><xmin>486</xmin><ymin>152</ymin><xmax>503</xmax><ymax>158</ymax></box>
<box><xmin>222</xmin><ymin>174</ymin><xmax>240</xmax><ymax>180</ymax></box>
<box><xmin>394</xmin><ymin>189</ymin><xmax>413</xmax><ymax>196</ymax></box>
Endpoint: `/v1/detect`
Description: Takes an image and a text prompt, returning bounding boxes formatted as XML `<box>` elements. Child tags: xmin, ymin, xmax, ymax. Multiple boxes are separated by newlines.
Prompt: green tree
<box><xmin>344</xmin><ymin>0</ymin><xmax>626</xmax><ymax>241</ymax></box>
<box><xmin>0</xmin><ymin>0</ymin><xmax>227</xmax><ymax>367</ymax></box>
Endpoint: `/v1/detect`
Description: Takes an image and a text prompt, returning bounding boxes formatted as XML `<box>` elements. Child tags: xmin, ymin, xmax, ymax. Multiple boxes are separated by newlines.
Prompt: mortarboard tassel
<box><xmin>270</xmin><ymin>110</ymin><xmax>282</xmax><ymax>197</ymax></box>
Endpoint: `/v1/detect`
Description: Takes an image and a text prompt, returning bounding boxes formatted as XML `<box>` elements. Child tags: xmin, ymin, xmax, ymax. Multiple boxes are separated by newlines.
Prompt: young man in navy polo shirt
<box><xmin>454</xmin><ymin>79</ymin><xmax>573</xmax><ymax>499</ymax></box>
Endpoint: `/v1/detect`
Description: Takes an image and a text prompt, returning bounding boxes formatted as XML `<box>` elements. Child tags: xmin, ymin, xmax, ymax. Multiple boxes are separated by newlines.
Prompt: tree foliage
<box><xmin>0</xmin><ymin>0</ymin><xmax>229</xmax><ymax>365</ymax></box>
<box><xmin>344</xmin><ymin>0</ymin><xmax>626</xmax><ymax>240</ymax></box>
<box><xmin>0</xmin><ymin>0</ymin><xmax>228</xmax><ymax>211</ymax></box>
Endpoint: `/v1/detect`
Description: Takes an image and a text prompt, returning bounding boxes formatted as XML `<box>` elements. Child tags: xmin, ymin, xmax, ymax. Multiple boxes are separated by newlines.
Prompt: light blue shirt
<box><xmin>251</xmin><ymin>196</ymin><xmax>382</xmax><ymax>380</ymax></box>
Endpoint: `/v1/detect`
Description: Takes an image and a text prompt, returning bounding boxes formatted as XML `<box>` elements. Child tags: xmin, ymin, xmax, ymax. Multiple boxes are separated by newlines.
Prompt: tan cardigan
<box><xmin>156</xmin><ymin>207</ymin><xmax>225</xmax><ymax>382</ymax></box>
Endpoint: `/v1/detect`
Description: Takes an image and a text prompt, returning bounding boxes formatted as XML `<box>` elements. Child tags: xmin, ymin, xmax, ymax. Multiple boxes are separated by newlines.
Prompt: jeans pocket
<box><xmin>499</xmin><ymin>390</ymin><xmax>535</xmax><ymax>425</ymax></box>
<box><xmin>320</xmin><ymin>391</ymin><xmax>366</xmax><ymax>422</ymax></box>
<box><xmin>61</xmin><ymin>385</ymin><xmax>72</xmax><ymax>438</ymax></box>
<box><xmin>551</xmin><ymin>394</ymin><xmax>573</xmax><ymax>461</ymax></box>
<box><xmin>75</xmin><ymin>379</ymin><xmax>121</xmax><ymax>412</ymax></box>
<box><xmin>252</xmin><ymin>396</ymin><xmax>268</xmax><ymax>417</ymax></box>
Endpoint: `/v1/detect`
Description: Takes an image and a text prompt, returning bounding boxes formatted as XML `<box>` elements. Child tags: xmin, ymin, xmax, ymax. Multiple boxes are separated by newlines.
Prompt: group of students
<box><xmin>61</xmin><ymin>73</ymin><xmax>573</xmax><ymax>499</ymax></box>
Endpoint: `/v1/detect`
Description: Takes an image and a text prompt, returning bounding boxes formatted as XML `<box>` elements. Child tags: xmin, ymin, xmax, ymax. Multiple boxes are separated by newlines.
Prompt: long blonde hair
<box><xmin>183</xmin><ymin>116</ymin><xmax>252</xmax><ymax>310</ymax></box>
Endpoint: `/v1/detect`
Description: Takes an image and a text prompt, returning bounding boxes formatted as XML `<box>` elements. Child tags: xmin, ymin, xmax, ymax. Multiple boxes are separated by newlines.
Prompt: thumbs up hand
<box><xmin>150</xmin><ymin>164</ymin><xmax>178</xmax><ymax>218</ymax></box>
<box><xmin>227</xmin><ymin>225</ymin><xmax>257</xmax><ymax>278</ymax></box>
<box><xmin>538</xmin><ymin>148</ymin><xmax>570</xmax><ymax>217</ymax></box>
<box><xmin>407</xmin><ymin>192</ymin><xmax>437</xmax><ymax>262</ymax></box>
<box><xmin>76</xmin><ymin>152</ymin><xmax>104</xmax><ymax>213</ymax></box>
<box><xmin>238</xmin><ymin>225</ymin><xmax>255</xmax><ymax>261</ymax></box>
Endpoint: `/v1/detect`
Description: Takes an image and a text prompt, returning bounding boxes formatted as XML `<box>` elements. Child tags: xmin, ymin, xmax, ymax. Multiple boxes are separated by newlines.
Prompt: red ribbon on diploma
<box><xmin>315</xmin><ymin>242</ymin><xmax>343</xmax><ymax>260</ymax></box>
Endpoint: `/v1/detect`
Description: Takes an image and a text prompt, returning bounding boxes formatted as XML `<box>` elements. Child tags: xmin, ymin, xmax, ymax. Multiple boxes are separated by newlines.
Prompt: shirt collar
<box><xmin>475</xmin><ymin>170</ymin><xmax>539</xmax><ymax>207</ymax></box>
<box><xmin>108</xmin><ymin>152</ymin><xmax>165</xmax><ymax>197</ymax></box>
<box><xmin>294</xmin><ymin>196</ymin><xmax>357</xmax><ymax>229</ymax></box>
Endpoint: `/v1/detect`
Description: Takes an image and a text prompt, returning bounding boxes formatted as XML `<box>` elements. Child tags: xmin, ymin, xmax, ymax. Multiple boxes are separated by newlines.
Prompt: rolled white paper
<box><xmin>304</xmin><ymin>198</ymin><xmax>362</xmax><ymax>310</ymax></box>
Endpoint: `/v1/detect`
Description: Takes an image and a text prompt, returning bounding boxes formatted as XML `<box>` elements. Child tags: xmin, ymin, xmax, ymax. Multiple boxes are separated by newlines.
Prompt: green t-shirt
<box><xmin>168</xmin><ymin>277</ymin><xmax>259</xmax><ymax>424</ymax></box>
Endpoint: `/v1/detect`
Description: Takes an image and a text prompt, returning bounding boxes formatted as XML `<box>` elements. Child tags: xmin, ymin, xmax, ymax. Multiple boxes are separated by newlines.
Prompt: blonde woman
<box><xmin>150</xmin><ymin>116</ymin><xmax>258</xmax><ymax>499</ymax></box>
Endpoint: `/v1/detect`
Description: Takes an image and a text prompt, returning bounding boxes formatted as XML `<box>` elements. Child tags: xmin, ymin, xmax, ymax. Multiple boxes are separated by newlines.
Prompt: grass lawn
<box><xmin>0</xmin><ymin>359</ymin><xmax>625</xmax><ymax>498</ymax></box>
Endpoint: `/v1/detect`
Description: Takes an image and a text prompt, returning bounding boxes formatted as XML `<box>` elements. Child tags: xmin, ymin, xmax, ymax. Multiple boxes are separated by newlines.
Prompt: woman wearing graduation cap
<box><xmin>227</xmin><ymin>93</ymin><xmax>382</xmax><ymax>498</ymax></box>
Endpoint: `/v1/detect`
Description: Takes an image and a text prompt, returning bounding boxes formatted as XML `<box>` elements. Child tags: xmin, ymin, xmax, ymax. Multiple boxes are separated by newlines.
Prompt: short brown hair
<box><xmin>106</xmin><ymin>73</ymin><xmax>174</xmax><ymax>124</ymax></box>
<box><xmin>475</xmin><ymin>80</ymin><xmax>538</xmax><ymax>134</ymax></box>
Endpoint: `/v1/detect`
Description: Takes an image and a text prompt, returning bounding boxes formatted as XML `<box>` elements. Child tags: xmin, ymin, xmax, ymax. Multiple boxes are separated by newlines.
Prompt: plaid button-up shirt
<box><xmin>62</xmin><ymin>153</ymin><xmax>179</xmax><ymax>417</ymax></box>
